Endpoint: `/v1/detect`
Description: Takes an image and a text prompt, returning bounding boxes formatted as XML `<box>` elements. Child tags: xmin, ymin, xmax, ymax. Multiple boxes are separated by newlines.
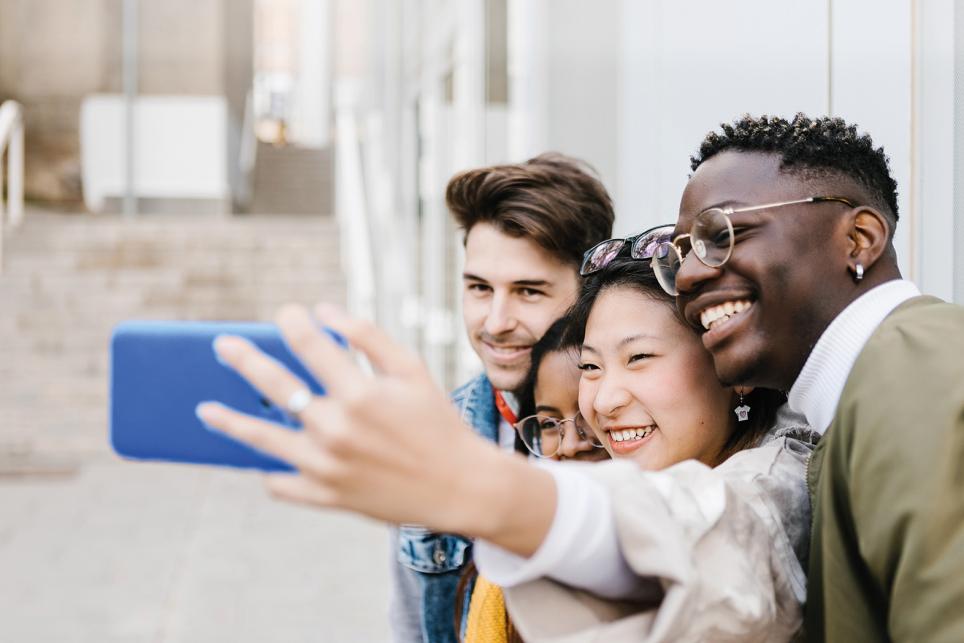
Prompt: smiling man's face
<box><xmin>674</xmin><ymin>151</ymin><xmax>857</xmax><ymax>391</ymax></box>
<box><xmin>462</xmin><ymin>222</ymin><xmax>580</xmax><ymax>391</ymax></box>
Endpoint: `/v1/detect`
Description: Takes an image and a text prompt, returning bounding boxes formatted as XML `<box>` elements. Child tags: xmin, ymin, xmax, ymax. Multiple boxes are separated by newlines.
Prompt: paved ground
<box><xmin>0</xmin><ymin>450</ymin><xmax>392</xmax><ymax>642</ymax></box>
<box><xmin>0</xmin><ymin>211</ymin><xmax>394</xmax><ymax>640</ymax></box>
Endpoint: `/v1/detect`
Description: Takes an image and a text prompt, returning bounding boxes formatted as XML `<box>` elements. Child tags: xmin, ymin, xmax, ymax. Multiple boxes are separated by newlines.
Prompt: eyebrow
<box><xmin>582</xmin><ymin>334</ymin><xmax>659</xmax><ymax>354</ymax></box>
<box><xmin>462</xmin><ymin>273</ymin><xmax>553</xmax><ymax>288</ymax></box>
<box><xmin>618</xmin><ymin>333</ymin><xmax>659</xmax><ymax>348</ymax></box>
<box><xmin>535</xmin><ymin>404</ymin><xmax>561</xmax><ymax>415</ymax></box>
<box><xmin>699</xmin><ymin>200</ymin><xmax>743</xmax><ymax>213</ymax></box>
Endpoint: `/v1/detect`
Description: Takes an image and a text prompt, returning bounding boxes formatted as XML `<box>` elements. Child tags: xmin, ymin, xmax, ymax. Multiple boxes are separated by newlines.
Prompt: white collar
<box><xmin>499</xmin><ymin>389</ymin><xmax>519</xmax><ymax>412</ymax></box>
<box><xmin>788</xmin><ymin>279</ymin><xmax>921</xmax><ymax>433</ymax></box>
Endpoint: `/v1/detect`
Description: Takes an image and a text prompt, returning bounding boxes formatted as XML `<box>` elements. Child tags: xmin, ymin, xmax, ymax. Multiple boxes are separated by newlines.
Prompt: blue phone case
<box><xmin>110</xmin><ymin>320</ymin><xmax>337</xmax><ymax>472</ymax></box>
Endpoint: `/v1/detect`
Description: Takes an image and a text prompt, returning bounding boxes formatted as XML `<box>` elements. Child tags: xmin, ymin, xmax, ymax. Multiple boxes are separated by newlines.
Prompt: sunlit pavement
<box><xmin>0</xmin><ymin>453</ymin><xmax>391</xmax><ymax>642</ymax></box>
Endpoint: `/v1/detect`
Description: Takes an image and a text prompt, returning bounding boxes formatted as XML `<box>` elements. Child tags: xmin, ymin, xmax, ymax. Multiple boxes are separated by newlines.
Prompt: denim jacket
<box><xmin>388</xmin><ymin>373</ymin><xmax>500</xmax><ymax>643</ymax></box>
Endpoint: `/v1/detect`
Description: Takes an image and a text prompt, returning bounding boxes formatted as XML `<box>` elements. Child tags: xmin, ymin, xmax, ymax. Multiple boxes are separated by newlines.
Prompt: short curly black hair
<box><xmin>691</xmin><ymin>113</ymin><xmax>899</xmax><ymax>223</ymax></box>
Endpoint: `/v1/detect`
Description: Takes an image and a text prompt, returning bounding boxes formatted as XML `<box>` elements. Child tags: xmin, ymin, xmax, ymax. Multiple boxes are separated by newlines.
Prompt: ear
<box><xmin>846</xmin><ymin>207</ymin><xmax>891</xmax><ymax>274</ymax></box>
<box><xmin>734</xmin><ymin>386</ymin><xmax>755</xmax><ymax>396</ymax></box>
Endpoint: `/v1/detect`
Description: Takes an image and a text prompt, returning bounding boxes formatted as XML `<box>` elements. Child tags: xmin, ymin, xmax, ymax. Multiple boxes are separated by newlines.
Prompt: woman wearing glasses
<box><xmin>199</xmin><ymin>228</ymin><xmax>818</xmax><ymax>642</ymax></box>
<box><xmin>512</xmin><ymin>317</ymin><xmax>609</xmax><ymax>463</ymax></box>
<box><xmin>464</xmin><ymin>252</ymin><xmax>814</xmax><ymax>640</ymax></box>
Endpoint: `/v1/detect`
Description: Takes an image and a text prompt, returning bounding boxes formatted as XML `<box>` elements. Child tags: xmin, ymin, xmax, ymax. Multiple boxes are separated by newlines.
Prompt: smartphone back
<box><xmin>110</xmin><ymin>320</ymin><xmax>329</xmax><ymax>472</ymax></box>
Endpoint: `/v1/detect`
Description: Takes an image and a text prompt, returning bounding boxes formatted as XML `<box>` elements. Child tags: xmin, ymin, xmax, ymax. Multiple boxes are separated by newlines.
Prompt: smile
<box><xmin>699</xmin><ymin>299</ymin><xmax>753</xmax><ymax>331</ymax></box>
<box><xmin>605</xmin><ymin>425</ymin><xmax>656</xmax><ymax>455</ymax></box>
<box><xmin>480</xmin><ymin>341</ymin><xmax>532</xmax><ymax>363</ymax></box>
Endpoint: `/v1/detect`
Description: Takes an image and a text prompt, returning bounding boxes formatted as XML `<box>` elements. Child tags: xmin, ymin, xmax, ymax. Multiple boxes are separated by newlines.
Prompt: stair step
<box><xmin>1</xmin><ymin>211</ymin><xmax>345</xmax><ymax>461</ymax></box>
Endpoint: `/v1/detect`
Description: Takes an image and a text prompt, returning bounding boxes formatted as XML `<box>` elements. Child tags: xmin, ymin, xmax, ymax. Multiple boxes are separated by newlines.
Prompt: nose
<box><xmin>674</xmin><ymin>248</ymin><xmax>722</xmax><ymax>295</ymax></box>
<box><xmin>558</xmin><ymin>421</ymin><xmax>595</xmax><ymax>460</ymax></box>
<box><xmin>483</xmin><ymin>292</ymin><xmax>517</xmax><ymax>336</ymax></box>
<box><xmin>592</xmin><ymin>374</ymin><xmax>631</xmax><ymax>418</ymax></box>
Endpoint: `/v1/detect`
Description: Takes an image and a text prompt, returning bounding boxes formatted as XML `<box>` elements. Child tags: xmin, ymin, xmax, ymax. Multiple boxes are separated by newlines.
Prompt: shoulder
<box><xmin>717</xmin><ymin>433</ymin><xmax>813</xmax><ymax>521</ymax></box>
<box><xmin>450</xmin><ymin>373</ymin><xmax>501</xmax><ymax>442</ymax></box>
<box><xmin>450</xmin><ymin>372</ymin><xmax>492</xmax><ymax>406</ymax></box>
<box><xmin>870</xmin><ymin>296</ymin><xmax>964</xmax><ymax>352</ymax></box>
<box><xmin>861</xmin><ymin>296</ymin><xmax>964</xmax><ymax>370</ymax></box>
<box><xmin>843</xmin><ymin>297</ymin><xmax>964</xmax><ymax>431</ymax></box>
<box><xmin>728</xmin><ymin>403</ymin><xmax>819</xmax><ymax>483</ymax></box>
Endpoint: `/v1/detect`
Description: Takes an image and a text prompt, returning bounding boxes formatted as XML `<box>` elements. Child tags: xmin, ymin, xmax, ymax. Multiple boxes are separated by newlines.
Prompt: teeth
<box><xmin>611</xmin><ymin>427</ymin><xmax>654</xmax><ymax>442</ymax></box>
<box><xmin>700</xmin><ymin>300</ymin><xmax>752</xmax><ymax>330</ymax></box>
<box><xmin>490</xmin><ymin>345</ymin><xmax>527</xmax><ymax>355</ymax></box>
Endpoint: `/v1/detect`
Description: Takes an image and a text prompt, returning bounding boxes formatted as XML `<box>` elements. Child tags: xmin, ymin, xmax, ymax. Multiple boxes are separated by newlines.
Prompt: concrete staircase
<box><xmin>0</xmin><ymin>210</ymin><xmax>345</xmax><ymax>471</ymax></box>
<box><xmin>248</xmin><ymin>142</ymin><xmax>333</xmax><ymax>215</ymax></box>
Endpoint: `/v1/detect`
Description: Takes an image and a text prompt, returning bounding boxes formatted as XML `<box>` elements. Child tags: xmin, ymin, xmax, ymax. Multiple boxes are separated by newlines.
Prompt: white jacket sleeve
<box><xmin>474</xmin><ymin>461</ymin><xmax>649</xmax><ymax>599</ymax></box>
<box><xmin>481</xmin><ymin>430</ymin><xmax>817</xmax><ymax>643</ymax></box>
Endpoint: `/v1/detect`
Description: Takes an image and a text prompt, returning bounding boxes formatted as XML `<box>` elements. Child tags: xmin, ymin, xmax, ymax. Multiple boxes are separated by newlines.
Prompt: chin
<box><xmin>484</xmin><ymin>367</ymin><xmax>525</xmax><ymax>392</ymax></box>
<box><xmin>709</xmin><ymin>346</ymin><xmax>765</xmax><ymax>388</ymax></box>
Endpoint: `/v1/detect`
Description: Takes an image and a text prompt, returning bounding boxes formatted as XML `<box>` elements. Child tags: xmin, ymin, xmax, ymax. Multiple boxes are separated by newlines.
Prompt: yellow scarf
<box><xmin>464</xmin><ymin>574</ymin><xmax>508</xmax><ymax>643</ymax></box>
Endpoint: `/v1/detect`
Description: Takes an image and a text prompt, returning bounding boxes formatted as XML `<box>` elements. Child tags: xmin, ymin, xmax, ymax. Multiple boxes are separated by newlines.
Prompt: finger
<box><xmin>275</xmin><ymin>304</ymin><xmax>366</xmax><ymax>398</ymax></box>
<box><xmin>314</xmin><ymin>304</ymin><xmax>424</xmax><ymax>378</ymax></box>
<box><xmin>196</xmin><ymin>401</ymin><xmax>313</xmax><ymax>468</ymax></box>
<box><xmin>264</xmin><ymin>473</ymin><xmax>338</xmax><ymax>509</ymax></box>
<box><xmin>213</xmin><ymin>334</ymin><xmax>320</xmax><ymax>415</ymax></box>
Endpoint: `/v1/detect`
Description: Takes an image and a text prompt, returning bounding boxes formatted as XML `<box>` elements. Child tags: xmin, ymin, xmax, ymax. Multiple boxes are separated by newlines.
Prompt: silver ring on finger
<box><xmin>286</xmin><ymin>388</ymin><xmax>313</xmax><ymax>416</ymax></box>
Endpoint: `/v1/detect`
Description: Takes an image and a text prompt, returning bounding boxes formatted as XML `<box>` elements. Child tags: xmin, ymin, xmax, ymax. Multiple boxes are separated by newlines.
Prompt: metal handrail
<box><xmin>237</xmin><ymin>88</ymin><xmax>257</xmax><ymax>209</ymax></box>
<box><xmin>0</xmin><ymin>100</ymin><xmax>25</xmax><ymax>273</ymax></box>
<box><xmin>334</xmin><ymin>95</ymin><xmax>376</xmax><ymax>323</ymax></box>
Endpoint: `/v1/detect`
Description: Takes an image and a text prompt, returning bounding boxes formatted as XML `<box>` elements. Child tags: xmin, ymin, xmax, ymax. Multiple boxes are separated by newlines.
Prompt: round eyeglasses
<box><xmin>650</xmin><ymin>196</ymin><xmax>857</xmax><ymax>296</ymax></box>
<box><xmin>580</xmin><ymin>224</ymin><xmax>676</xmax><ymax>276</ymax></box>
<box><xmin>514</xmin><ymin>413</ymin><xmax>603</xmax><ymax>459</ymax></box>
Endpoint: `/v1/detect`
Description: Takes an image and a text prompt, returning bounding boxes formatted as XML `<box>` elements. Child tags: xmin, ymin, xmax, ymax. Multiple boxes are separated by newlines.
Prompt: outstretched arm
<box><xmin>196</xmin><ymin>303</ymin><xmax>556</xmax><ymax>557</ymax></box>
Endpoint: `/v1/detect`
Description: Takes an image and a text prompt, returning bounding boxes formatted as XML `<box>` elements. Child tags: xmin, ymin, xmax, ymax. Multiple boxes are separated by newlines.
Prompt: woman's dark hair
<box><xmin>564</xmin><ymin>257</ymin><xmax>784</xmax><ymax>461</ymax></box>
<box><xmin>513</xmin><ymin>316</ymin><xmax>575</xmax><ymax>422</ymax></box>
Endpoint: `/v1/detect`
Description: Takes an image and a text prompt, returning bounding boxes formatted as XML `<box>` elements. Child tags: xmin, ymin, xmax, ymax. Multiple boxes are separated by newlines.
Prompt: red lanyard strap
<box><xmin>494</xmin><ymin>389</ymin><xmax>518</xmax><ymax>426</ymax></box>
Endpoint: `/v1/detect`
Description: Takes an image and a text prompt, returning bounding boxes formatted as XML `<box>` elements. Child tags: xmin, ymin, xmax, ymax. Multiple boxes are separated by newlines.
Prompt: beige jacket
<box><xmin>505</xmin><ymin>410</ymin><xmax>817</xmax><ymax>642</ymax></box>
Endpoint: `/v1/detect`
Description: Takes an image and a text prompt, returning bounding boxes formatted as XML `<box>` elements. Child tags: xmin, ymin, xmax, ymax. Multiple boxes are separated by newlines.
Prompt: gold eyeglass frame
<box><xmin>652</xmin><ymin>196</ymin><xmax>857</xmax><ymax>295</ymax></box>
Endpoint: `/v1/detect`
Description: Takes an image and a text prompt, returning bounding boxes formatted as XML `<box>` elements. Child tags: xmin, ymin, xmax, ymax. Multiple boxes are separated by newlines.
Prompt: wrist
<box><xmin>448</xmin><ymin>442</ymin><xmax>557</xmax><ymax>557</ymax></box>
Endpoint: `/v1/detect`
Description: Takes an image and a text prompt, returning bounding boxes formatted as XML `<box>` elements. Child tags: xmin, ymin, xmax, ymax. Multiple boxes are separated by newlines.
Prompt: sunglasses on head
<box><xmin>580</xmin><ymin>224</ymin><xmax>676</xmax><ymax>277</ymax></box>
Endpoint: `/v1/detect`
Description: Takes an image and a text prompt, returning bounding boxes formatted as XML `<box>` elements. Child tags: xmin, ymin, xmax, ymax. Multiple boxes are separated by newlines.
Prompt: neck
<box><xmin>775</xmin><ymin>268</ymin><xmax>903</xmax><ymax>391</ymax></box>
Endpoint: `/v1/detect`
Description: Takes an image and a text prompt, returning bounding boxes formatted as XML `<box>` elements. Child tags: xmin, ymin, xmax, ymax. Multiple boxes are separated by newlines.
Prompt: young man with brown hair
<box><xmin>389</xmin><ymin>153</ymin><xmax>615</xmax><ymax>643</ymax></box>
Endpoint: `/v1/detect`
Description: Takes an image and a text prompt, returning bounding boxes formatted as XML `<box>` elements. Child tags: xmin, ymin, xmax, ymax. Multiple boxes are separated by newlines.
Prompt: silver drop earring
<box><xmin>734</xmin><ymin>391</ymin><xmax>750</xmax><ymax>422</ymax></box>
<box><xmin>854</xmin><ymin>262</ymin><xmax>864</xmax><ymax>282</ymax></box>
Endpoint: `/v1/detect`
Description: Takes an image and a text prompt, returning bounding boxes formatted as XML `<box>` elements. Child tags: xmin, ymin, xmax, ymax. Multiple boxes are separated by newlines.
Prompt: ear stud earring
<box><xmin>854</xmin><ymin>262</ymin><xmax>864</xmax><ymax>282</ymax></box>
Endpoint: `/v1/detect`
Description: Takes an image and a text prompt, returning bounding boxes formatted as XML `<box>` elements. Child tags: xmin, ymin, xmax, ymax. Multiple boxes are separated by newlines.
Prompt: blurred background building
<box><xmin>1</xmin><ymin>1</ymin><xmax>963</xmax><ymax>640</ymax></box>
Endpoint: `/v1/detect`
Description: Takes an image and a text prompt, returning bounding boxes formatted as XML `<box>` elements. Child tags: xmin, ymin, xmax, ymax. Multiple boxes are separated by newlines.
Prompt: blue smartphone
<box><xmin>110</xmin><ymin>320</ymin><xmax>341</xmax><ymax>472</ymax></box>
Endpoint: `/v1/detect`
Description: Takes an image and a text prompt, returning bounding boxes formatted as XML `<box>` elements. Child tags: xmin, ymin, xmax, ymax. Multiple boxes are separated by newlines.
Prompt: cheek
<box><xmin>652</xmin><ymin>354</ymin><xmax>730</xmax><ymax>434</ymax></box>
<box><xmin>525</xmin><ymin>299</ymin><xmax>572</xmax><ymax>335</ymax></box>
<box><xmin>764</xmin><ymin>261</ymin><xmax>795</xmax><ymax>306</ymax></box>
<box><xmin>675</xmin><ymin>383</ymin><xmax>733</xmax><ymax>458</ymax></box>
<box><xmin>461</xmin><ymin>296</ymin><xmax>485</xmax><ymax>329</ymax></box>
<box><xmin>578</xmin><ymin>379</ymin><xmax>598</xmax><ymax>425</ymax></box>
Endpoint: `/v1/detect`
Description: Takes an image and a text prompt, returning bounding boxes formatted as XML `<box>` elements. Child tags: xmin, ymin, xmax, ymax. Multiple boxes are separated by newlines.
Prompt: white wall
<box><xmin>80</xmin><ymin>94</ymin><xmax>229</xmax><ymax>212</ymax></box>
<box><xmin>618</xmin><ymin>0</ymin><xmax>829</xmax><ymax>236</ymax></box>
<box><xmin>506</xmin><ymin>0</ymin><xmax>960</xmax><ymax>301</ymax></box>
<box><xmin>346</xmin><ymin>0</ymin><xmax>964</xmax><ymax>390</ymax></box>
<box><xmin>290</xmin><ymin>0</ymin><xmax>331</xmax><ymax>147</ymax></box>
